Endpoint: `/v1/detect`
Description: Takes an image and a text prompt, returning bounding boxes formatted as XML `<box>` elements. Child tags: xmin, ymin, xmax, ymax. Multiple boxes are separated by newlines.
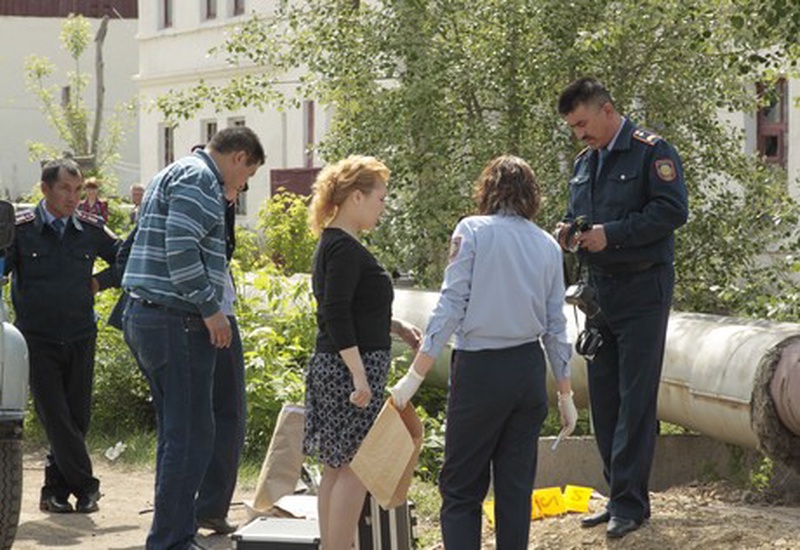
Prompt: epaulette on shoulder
<box><xmin>75</xmin><ymin>209</ymin><xmax>104</xmax><ymax>227</ymax></box>
<box><xmin>15</xmin><ymin>209</ymin><xmax>35</xmax><ymax>226</ymax></box>
<box><xmin>576</xmin><ymin>146</ymin><xmax>591</xmax><ymax>159</ymax></box>
<box><xmin>632</xmin><ymin>128</ymin><xmax>663</xmax><ymax>147</ymax></box>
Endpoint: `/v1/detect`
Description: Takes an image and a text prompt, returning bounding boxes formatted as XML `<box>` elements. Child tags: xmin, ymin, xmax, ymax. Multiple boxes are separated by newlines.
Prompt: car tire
<box><xmin>0</xmin><ymin>433</ymin><xmax>22</xmax><ymax>550</ymax></box>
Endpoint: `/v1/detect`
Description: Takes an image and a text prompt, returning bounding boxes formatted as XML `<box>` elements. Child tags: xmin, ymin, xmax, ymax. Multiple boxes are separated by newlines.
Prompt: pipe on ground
<box><xmin>392</xmin><ymin>287</ymin><xmax>800</xmax><ymax>473</ymax></box>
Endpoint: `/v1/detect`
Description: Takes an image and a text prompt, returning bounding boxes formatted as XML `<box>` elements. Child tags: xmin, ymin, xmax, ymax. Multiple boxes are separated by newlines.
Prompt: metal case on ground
<box><xmin>355</xmin><ymin>495</ymin><xmax>417</xmax><ymax>550</ymax></box>
<box><xmin>231</xmin><ymin>517</ymin><xmax>320</xmax><ymax>550</ymax></box>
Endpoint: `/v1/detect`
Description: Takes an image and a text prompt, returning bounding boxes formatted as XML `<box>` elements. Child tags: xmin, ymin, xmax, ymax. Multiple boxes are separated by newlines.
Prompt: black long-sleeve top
<box><xmin>312</xmin><ymin>228</ymin><xmax>393</xmax><ymax>353</ymax></box>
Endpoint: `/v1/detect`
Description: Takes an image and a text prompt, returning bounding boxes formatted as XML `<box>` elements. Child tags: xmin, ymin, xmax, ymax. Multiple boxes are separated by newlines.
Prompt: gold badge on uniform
<box><xmin>448</xmin><ymin>235</ymin><xmax>463</xmax><ymax>262</ymax></box>
<box><xmin>655</xmin><ymin>159</ymin><xmax>677</xmax><ymax>182</ymax></box>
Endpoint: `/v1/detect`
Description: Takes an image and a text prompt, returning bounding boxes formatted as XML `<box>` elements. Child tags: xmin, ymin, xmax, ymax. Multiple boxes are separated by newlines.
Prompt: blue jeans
<box><xmin>123</xmin><ymin>300</ymin><xmax>216</xmax><ymax>550</ymax></box>
<box><xmin>196</xmin><ymin>316</ymin><xmax>246</xmax><ymax>521</ymax></box>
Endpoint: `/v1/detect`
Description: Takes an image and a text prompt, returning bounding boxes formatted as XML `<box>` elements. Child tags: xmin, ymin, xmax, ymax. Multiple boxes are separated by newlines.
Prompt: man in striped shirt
<box><xmin>122</xmin><ymin>126</ymin><xmax>264</xmax><ymax>550</ymax></box>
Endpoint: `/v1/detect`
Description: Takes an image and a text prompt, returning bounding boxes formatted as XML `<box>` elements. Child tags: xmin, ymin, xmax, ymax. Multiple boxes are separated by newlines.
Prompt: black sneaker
<box><xmin>76</xmin><ymin>491</ymin><xmax>101</xmax><ymax>513</ymax></box>
<box><xmin>40</xmin><ymin>495</ymin><xmax>73</xmax><ymax>513</ymax></box>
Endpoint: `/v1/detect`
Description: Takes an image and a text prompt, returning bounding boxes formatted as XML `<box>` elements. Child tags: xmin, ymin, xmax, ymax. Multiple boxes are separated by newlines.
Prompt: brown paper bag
<box><xmin>251</xmin><ymin>403</ymin><xmax>306</xmax><ymax>513</ymax></box>
<box><xmin>351</xmin><ymin>399</ymin><xmax>424</xmax><ymax>510</ymax></box>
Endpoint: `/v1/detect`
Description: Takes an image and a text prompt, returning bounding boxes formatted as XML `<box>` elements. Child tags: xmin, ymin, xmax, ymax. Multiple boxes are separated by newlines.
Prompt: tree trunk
<box><xmin>91</xmin><ymin>15</ymin><xmax>110</xmax><ymax>162</ymax></box>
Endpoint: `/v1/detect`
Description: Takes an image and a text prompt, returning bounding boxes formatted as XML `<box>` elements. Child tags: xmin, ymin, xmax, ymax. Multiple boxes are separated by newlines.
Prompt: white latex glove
<box><xmin>390</xmin><ymin>367</ymin><xmax>425</xmax><ymax>409</ymax></box>
<box><xmin>557</xmin><ymin>391</ymin><xmax>578</xmax><ymax>440</ymax></box>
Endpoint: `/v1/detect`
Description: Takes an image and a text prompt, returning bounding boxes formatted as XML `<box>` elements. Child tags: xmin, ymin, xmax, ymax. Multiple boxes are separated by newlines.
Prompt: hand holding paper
<box><xmin>390</xmin><ymin>366</ymin><xmax>425</xmax><ymax>409</ymax></box>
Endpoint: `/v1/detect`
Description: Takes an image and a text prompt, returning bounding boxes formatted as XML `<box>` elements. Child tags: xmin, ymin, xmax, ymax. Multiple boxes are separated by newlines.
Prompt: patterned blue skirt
<box><xmin>303</xmin><ymin>349</ymin><xmax>391</xmax><ymax>468</ymax></box>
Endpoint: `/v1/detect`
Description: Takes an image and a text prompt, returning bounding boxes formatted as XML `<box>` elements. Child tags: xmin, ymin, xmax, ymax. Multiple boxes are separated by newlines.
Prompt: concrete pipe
<box><xmin>392</xmin><ymin>287</ymin><xmax>800</xmax><ymax>473</ymax></box>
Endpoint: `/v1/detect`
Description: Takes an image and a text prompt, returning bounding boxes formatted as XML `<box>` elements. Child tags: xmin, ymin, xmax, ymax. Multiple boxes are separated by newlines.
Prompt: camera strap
<box><xmin>572</xmin><ymin>253</ymin><xmax>587</xmax><ymax>328</ymax></box>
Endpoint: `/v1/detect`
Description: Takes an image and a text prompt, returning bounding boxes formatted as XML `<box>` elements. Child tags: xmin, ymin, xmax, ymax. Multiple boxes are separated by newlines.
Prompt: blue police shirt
<box><xmin>566</xmin><ymin>119</ymin><xmax>689</xmax><ymax>267</ymax></box>
<box><xmin>420</xmin><ymin>214</ymin><xmax>572</xmax><ymax>381</ymax></box>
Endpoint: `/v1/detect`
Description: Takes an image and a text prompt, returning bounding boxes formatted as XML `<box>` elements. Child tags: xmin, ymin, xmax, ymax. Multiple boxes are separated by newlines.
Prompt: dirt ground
<box><xmin>13</xmin><ymin>451</ymin><xmax>800</xmax><ymax>549</ymax></box>
<box><xmin>14</xmin><ymin>451</ymin><xmax>255</xmax><ymax>549</ymax></box>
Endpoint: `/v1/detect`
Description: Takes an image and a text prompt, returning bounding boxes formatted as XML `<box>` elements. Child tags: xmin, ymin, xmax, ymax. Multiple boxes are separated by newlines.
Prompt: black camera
<box><xmin>565</xmin><ymin>281</ymin><xmax>601</xmax><ymax>318</ymax></box>
<box><xmin>576</xmin><ymin>326</ymin><xmax>603</xmax><ymax>359</ymax></box>
<box><xmin>562</xmin><ymin>215</ymin><xmax>591</xmax><ymax>252</ymax></box>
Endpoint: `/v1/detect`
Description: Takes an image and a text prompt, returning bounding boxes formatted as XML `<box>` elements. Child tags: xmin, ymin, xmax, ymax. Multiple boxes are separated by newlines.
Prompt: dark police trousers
<box><xmin>586</xmin><ymin>263</ymin><xmax>674</xmax><ymax>522</ymax></box>
<box><xmin>27</xmin><ymin>333</ymin><xmax>100</xmax><ymax>501</ymax></box>
<box><xmin>439</xmin><ymin>342</ymin><xmax>548</xmax><ymax>550</ymax></box>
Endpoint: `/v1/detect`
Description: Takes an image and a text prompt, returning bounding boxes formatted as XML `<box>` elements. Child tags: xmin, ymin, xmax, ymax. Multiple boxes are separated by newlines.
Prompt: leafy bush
<box><xmin>257</xmin><ymin>190</ymin><xmax>317</xmax><ymax>275</ymax></box>
<box><xmin>235</xmin><ymin>264</ymin><xmax>317</xmax><ymax>462</ymax></box>
<box><xmin>91</xmin><ymin>289</ymin><xmax>154</xmax><ymax>435</ymax></box>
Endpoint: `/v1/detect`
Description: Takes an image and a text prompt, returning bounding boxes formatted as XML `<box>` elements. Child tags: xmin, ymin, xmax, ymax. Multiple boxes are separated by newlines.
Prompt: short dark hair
<box><xmin>557</xmin><ymin>77</ymin><xmax>613</xmax><ymax>116</ymax></box>
<box><xmin>41</xmin><ymin>158</ymin><xmax>82</xmax><ymax>188</ymax></box>
<box><xmin>208</xmin><ymin>126</ymin><xmax>266</xmax><ymax>166</ymax></box>
<box><xmin>473</xmin><ymin>155</ymin><xmax>541</xmax><ymax>221</ymax></box>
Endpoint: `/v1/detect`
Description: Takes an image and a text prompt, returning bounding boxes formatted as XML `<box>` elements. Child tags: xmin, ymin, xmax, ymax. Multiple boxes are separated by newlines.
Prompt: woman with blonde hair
<box><xmin>391</xmin><ymin>155</ymin><xmax>578</xmax><ymax>549</ymax></box>
<box><xmin>304</xmin><ymin>155</ymin><xmax>421</xmax><ymax>550</ymax></box>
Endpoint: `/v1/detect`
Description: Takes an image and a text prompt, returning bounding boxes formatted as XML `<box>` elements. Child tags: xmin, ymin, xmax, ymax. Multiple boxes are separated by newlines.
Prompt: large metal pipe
<box><xmin>392</xmin><ymin>288</ymin><xmax>800</xmax><ymax>473</ymax></box>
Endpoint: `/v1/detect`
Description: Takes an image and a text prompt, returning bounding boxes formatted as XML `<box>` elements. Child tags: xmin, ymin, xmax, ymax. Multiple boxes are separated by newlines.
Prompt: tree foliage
<box><xmin>159</xmin><ymin>0</ymin><xmax>800</xmax><ymax>318</ymax></box>
<box><xmin>24</xmin><ymin>14</ymin><xmax>135</xmax><ymax>181</ymax></box>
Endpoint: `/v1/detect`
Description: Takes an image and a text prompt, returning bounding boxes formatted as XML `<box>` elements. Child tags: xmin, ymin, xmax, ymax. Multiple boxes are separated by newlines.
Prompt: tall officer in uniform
<box><xmin>5</xmin><ymin>158</ymin><xmax>120</xmax><ymax>514</ymax></box>
<box><xmin>554</xmin><ymin>77</ymin><xmax>689</xmax><ymax>538</ymax></box>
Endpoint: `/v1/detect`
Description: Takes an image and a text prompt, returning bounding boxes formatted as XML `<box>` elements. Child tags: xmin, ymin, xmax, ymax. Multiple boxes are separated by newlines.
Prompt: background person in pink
<box><xmin>77</xmin><ymin>177</ymin><xmax>109</xmax><ymax>222</ymax></box>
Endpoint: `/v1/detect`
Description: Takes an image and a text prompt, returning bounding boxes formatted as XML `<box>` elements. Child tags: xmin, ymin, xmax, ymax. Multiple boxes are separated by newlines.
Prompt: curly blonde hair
<box><xmin>473</xmin><ymin>155</ymin><xmax>541</xmax><ymax>220</ymax></box>
<box><xmin>308</xmin><ymin>155</ymin><xmax>390</xmax><ymax>236</ymax></box>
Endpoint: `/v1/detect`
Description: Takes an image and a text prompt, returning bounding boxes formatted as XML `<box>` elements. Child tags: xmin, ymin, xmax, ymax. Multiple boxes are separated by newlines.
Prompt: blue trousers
<box><xmin>123</xmin><ymin>300</ymin><xmax>216</xmax><ymax>550</ymax></box>
<box><xmin>439</xmin><ymin>342</ymin><xmax>548</xmax><ymax>550</ymax></box>
<box><xmin>196</xmin><ymin>316</ymin><xmax>246</xmax><ymax>521</ymax></box>
<box><xmin>587</xmin><ymin>263</ymin><xmax>673</xmax><ymax>522</ymax></box>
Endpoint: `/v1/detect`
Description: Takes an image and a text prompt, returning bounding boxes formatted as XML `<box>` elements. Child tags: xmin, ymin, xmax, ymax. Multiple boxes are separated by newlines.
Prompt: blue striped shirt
<box><xmin>122</xmin><ymin>150</ymin><xmax>227</xmax><ymax>317</ymax></box>
<box><xmin>420</xmin><ymin>214</ymin><xmax>572</xmax><ymax>381</ymax></box>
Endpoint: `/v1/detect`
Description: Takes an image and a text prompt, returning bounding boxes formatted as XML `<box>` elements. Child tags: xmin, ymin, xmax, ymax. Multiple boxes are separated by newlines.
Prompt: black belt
<box><xmin>591</xmin><ymin>262</ymin><xmax>657</xmax><ymax>275</ymax></box>
<box><xmin>133</xmin><ymin>298</ymin><xmax>168</xmax><ymax>309</ymax></box>
<box><xmin>131</xmin><ymin>297</ymin><xmax>199</xmax><ymax>316</ymax></box>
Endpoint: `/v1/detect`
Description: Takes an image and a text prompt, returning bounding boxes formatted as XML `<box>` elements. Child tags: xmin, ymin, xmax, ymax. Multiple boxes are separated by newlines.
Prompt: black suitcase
<box><xmin>231</xmin><ymin>517</ymin><xmax>320</xmax><ymax>550</ymax></box>
<box><xmin>355</xmin><ymin>494</ymin><xmax>417</xmax><ymax>550</ymax></box>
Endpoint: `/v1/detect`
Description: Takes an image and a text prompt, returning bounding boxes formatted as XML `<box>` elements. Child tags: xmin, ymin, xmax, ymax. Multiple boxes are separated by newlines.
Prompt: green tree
<box><xmin>157</xmin><ymin>0</ymin><xmax>800</xmax><ymax>319</ymax></box>
<box><xmin>24</xmin><ymin>14</ymin><xmax>135</xmax><ymax>182</ymax></box>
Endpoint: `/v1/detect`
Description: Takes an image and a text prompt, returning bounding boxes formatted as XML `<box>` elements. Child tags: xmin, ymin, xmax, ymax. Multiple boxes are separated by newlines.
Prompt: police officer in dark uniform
<box><xmin>5</xmin><ymin>158</ymin><xmax>120</xmax><ymax>514</ymax></box>
<box><xmin>555</xmin><ymin>78</ymin><xmax>689</xmax><ymax>538</ymax></box>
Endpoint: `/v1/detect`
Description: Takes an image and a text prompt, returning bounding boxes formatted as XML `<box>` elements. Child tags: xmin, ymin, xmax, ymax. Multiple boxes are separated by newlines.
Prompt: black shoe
<box><xmin>606</xmin><ymin>516</ymin><xmax>641</xmax><ymax>538</ymax></box>
<box><xmin>581</xmin><ymin>509</ymin><xmax>610</xmax><ymax>528</ymax></box>
<box><xmin>40</xmin><ymin>495</ymin><xmax>73</xmax><ymax>513</ymax></box>
<box><xmin>76</xmin><ymin>491</ymin><xmax>101</xmax><ymax>514</ymax></box>
<box><xmin>197</xmin><ymin>517</ymin><xmax>238</xmax><ymax>535</ymax></box>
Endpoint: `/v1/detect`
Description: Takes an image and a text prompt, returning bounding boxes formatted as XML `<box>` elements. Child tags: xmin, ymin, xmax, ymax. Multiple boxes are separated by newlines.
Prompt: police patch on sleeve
<box><xmin>448</xmin><ymin>235</ymin><xmax>462</xmax><ymax>262</ymax></box>
<box><xmin>655</xmin><ymin>159</ymin><xmax>677</xmax><ymax>182</ymax></box>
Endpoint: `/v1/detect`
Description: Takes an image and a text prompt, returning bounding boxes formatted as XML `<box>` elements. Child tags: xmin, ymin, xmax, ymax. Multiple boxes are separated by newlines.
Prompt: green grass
<box><xmin>409</xmin><ymin>478</ymin><xmax>442</xmax><ymax>548</ymax></box>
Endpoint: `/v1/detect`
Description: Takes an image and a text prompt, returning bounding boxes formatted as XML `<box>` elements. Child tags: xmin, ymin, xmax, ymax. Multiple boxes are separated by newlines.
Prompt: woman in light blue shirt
<box><xmin>392</xmin><ymin>155</ymin><xmax>577</xmax><ymax>550</ymax></box>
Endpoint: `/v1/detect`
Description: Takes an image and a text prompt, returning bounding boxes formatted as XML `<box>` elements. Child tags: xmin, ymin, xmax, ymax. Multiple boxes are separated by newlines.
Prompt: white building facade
<box><xmin>0</xmin><ymin>5</ymin><xmax>139</xmax><ymax>199</ymax></box>
<box><xmin>137</xmin><ymin>0</ymin><xmax>330</xmax><ymax>225</ymax></box>
<box><xmin>136</xmin><ymin>1</ymin><xmax>799</xmax><ymax>224</ymax></box>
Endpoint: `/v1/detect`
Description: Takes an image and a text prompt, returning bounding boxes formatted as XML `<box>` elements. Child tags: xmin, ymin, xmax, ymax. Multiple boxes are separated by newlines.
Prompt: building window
<box><xmin>235</xmin><ymin>191</ymin><xmax>248</xmax><ymax>215</ymax></box>
<box><xmin>228</xmin><ymin>118</ymin><xmax>247</xmax><ymax>214</ymax></box>
<box><xmin>757</xmin><ymin>79</ymin><xmax>788</xmax><ymax>169</ymax></box>
<box><xmin>161</xmin><ymin>125</ymin><xmax>175</xmax><ymax>168</ymax></box>
<box><xmin>204</xmin><ymin>0</ymin><xmax>217</xmax><ymax>20</ymax></box>
<box><xmin>203</xmin><ymin>120</ymin><xmax>218</xmax><ymax>143</ymax></box>
<box><xmin>160</xmin><ymin>0</ymin><xmax>173</xmax><ymax>28</ymax></box>
<box><xmin>61</xmin><ymin>86</ymin><xmax>71</xmax><ymax>108</ymax></box>
<box><xmin>233</xmin><ymin>0</ymin><xmax>245</xmax><ymax>16</ymax></box>
<box><xmin>303</xmin><ymin>100</ymin><xmax>315</xmax><ymax>168</ymax></box>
